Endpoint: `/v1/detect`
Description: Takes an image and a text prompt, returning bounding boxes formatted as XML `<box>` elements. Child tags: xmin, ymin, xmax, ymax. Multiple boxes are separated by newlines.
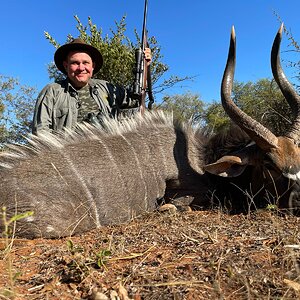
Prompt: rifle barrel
<box><xmin>141</xmin><ymin>0</ymin><xmax>148</xmax><ymax>49</ymax></box>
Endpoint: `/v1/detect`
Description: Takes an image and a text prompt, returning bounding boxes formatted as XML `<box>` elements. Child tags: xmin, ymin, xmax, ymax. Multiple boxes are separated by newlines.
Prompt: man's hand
<box><xmin>144</xmin><ymin>47</ymin><xmax>152</xmax><ymax>66</ymax></box>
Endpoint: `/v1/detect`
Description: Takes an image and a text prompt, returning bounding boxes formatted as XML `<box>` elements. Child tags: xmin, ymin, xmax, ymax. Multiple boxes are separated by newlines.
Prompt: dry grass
<box><xmin>1</xmin><ymin>208</ymin><xmax>300</xmax><ymax>300</ymax></box>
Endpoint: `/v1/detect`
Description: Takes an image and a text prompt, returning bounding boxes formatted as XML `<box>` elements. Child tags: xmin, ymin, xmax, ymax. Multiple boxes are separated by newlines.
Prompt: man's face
<box><xmin>63</xmin><ymin>51</ymin><xmax>95</xmax><ymax>88</ymax></box>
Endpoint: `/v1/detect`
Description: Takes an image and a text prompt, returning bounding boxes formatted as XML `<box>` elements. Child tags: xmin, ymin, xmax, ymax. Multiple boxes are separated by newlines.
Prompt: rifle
<box><xmin>132</xmin><ymin>0</ymin><xmax>155</xmax><ymax>113</ymax></box>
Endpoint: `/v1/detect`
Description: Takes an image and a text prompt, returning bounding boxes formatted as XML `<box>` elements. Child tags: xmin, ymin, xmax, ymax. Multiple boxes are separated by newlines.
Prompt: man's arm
<box><xmin>32</xmin><ymin>86</ymin><xmax>54</xmax><ymax>134</ymax></box>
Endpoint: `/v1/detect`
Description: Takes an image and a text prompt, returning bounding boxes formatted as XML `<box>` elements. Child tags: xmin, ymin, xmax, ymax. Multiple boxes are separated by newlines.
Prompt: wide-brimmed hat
<box><xmin>54</xmin><ymin>38</ymin><xmax>103</xmax><ymax>75</ymax></box>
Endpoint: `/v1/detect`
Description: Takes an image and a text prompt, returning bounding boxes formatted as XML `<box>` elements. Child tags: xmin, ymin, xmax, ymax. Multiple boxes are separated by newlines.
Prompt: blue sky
<box><xmin>1</xmin><ymin>0</ymin><xmax>299</xmax><ymax>104</ymax></box>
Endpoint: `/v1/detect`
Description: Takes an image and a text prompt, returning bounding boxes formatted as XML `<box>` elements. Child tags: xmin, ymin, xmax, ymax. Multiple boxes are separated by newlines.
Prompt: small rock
<box><xmin>91</xmin><ymin>291</ymin><xmax>109</xmax><ymax>300</ymax></box>
<box><xmin>110</xmin><ymin>290</ymin><xmax>120</xmax><ymax>299</ymax></box>
<box><xmin>159</xmin><ymin>203</ymin><xmax>177</xmax><ymax>214</ymax></box>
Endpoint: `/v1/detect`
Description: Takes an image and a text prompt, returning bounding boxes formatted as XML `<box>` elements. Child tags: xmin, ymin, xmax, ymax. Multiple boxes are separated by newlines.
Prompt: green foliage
<box><xmin>45</xmin><ymin>15</ymin><xmax>192</xmax><ymax>98</ymax></box>
<box><xmin>203</xmin><ymin>79</ymin><xmax>291</xmax><ymax>135</ymax></box>
<box><xmin>273</xmin><ymin>15</ymin><xmax>300</xmax><ymax>91</ymax></box>
<box><xmin>1</xmin><ymin>206</ymin><xmax>34</xmax><ymax>298</ymax></box>
<box><xmin>203</xmin><ymin>102</ymin><xmax>229</xmax><ymax>133</ymax></box>
<box><xmin>96</xmin><ymin>249</ymin><xmax>112</xmax><ymax>268</ymax></box>
<box><xmin>66</xmin><ymin>239</ymin><xmax>84</xmax><ymax>255</ymax></box>
<box><xmin>156</xmin><ymin>92</ymin><xmax>205</xmax><ymax>125</ymax></box>
<box><xmin>283</xmin><ymin>27</ymin><xmax>300</xmax><ymax>92</ymax></box>
<box><xmin>266</xmin><ymin>204</ymin><xmax>278</xmax><ymax>211</ymax></box>
<box><xmin>0</xmin><ymin>75</ymin><xmax>36</xmax><ymax>145</ymax></box>
<box><xmin>1</xmin><ymin>207</ymin><xmax>34</xmax><ymax>240</ymax></box>
<box><xmin>233</xmin><ymin>79</ymin><xmax>291</xmax><ymax>135</ymax></box>
<box><xmin>64</xmin><ymin>240</ymin><xmax>112</xmax><ymax>281</ymax></box>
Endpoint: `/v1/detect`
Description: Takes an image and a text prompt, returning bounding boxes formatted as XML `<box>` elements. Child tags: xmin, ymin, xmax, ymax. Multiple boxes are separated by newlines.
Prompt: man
<box><xmin>32</xmin><ymin>38</ymin><xmax>152</xmax><ymax>134</ymax></box>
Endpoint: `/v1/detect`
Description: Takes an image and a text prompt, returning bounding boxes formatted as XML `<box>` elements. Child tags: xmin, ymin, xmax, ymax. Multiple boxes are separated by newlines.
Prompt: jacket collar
<box><xmin>63</xmin><ymin>78</ymin><xmax>99</xmax><ymax>93</ymax></box>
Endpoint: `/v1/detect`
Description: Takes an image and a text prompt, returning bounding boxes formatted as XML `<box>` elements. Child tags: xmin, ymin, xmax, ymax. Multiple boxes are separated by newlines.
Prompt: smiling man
<box><xmin>32</xmin><ymin>38</ymin><xmax>151</xmax><ymax>134</ymax></box>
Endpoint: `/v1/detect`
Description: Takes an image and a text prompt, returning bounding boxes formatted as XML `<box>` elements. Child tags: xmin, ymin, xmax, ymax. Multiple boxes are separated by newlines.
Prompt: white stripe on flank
<box><xmin>46</xmin><ymin>225</ymin><xmax>55</xmax><ymax>232</ymax></box>
<box><xmin>119</xmin><ymin>133</ymin><xmax>148</xmax><ymax>205</ymax></box>
<box><xmin>155</xmin><ymin>131</ymin><xmax>169</xmax><ymax>179</ymax></box>
<box><xmin>58</xmin><ymin>150</ymin><xmax>101</xmax><ymax>228</ymax></box>
<box><xmin>96</xmin><ymin>137</ymin><xmax>128</xmax><ymax>201</ymax></box>
<box><xmin>26</xmin><ymin>216</ymin><xmax>35</xmax><ymax>222</ymax></box>
<box><xmin>135</xmin><ymin>131</ymin><xmax>161</xmax><ymax>199</ymax></box>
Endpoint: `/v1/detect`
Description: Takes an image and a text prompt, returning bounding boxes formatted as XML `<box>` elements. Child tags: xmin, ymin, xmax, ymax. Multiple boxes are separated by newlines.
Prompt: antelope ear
<box><xmin>204</xmin><ymin>155</ymin><xmax>248</xmax><ymax>177</ymax></box>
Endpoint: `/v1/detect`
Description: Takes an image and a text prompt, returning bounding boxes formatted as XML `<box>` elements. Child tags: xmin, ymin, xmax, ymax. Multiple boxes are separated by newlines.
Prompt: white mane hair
<box><xmin>0</xmin><ymin>110</ymin><xmax>175</xmax><ymax>169</ymax></box>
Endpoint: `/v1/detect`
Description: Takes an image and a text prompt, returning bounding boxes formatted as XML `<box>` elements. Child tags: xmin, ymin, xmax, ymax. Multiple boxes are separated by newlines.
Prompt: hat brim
<box><xmin>54</xmin><ymin>43</ymin><xmax>103</xmax><ymax>75</ymax></box>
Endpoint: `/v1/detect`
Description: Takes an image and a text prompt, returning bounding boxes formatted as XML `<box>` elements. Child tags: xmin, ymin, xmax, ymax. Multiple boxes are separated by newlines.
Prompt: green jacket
<box><xmin>32</xmin><ymin>78</ymin><xmax>139</xmax><ymax>134</ymax></box>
